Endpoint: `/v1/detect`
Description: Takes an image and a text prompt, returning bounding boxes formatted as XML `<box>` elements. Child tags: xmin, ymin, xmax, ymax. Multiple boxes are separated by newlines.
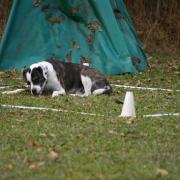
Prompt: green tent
<box><xmin>0</xmin><ymin>0</ymin><xmax>147</xmax><ymax>74</ymax></box>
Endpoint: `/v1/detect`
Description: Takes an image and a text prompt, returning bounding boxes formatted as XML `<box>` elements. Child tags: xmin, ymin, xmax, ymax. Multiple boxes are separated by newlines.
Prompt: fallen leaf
<box><xmin>87</xmin><ymin>33</ymin><xmax>94</xmax><ymax>44</ymax></box>
<box><xmin>71</xmin><ymin>38</ymin><xmax>80</xmax><ymax>49</ymax></box>
<box><xmin>29</xmin><ymin>163</ymin><xmax>36</xmax><ymax>169</ymax></box>
<box><xmin>33</xmin><ymin>0</ymin><xmax>41</xmax><ymax>7</ymax></box>
<box><xmin>7</xmin><ymin>164</ymin><xmax>13</xmax><ymax>170</ymax></box>
<box><xmin>108</xmin><ymin>130</ymin><xmax>117</xmax><ymax>135</ymax></box>
<box><xmin>120</xmin><ymin>132</ymin><xmax>125</xmax><ymax>137</ymax></box>
<box><xmin>39</xmin><ymin>133</ymin><xmax>47</xmax><ymax>137</ymax></box>
<box><xmin>48</xmin><ymin>133</ymin><xmax>56</xmax><ymax>138</ymax></box>
<box><xmin>29</xmin><ymin>161</ymin><xmax>45</xmax><ymax>169</ymax></box>
<box><xmin>29</xmin><ymin>141</ymin><xmax>40</xmax><ymax>147</ymax></box>
<box><xmin>156</xmin><ymin>168</ymin><xmax>168</xmax><ymax>176</ymax></box>
<box><xmin>87</xmin><ymin>21</ymin><xmax>102</xmax><ymax>32</ymax></box>
<box><xmin>47</xmin><ymin>15</ymin><xmax>62</xmax><ymax>25</ymax></box>
<box><xmin>37</xmin><ymin>161</ymin><xmax>45</xmax><ymax>167</ymax></box>
<box><xmin>40</xmin><ymin>133</ymin><xmax>56</xmax><ymax>138</ymax></box>
<box><xmin>125</xmin><ymin>118</ymin><xmax>135</xmax><ymax>124</ymax></box>
<box><xmin>48</xmin><ymin>151</ymin><xmax>59</xmax><ymax>160</ymax></box>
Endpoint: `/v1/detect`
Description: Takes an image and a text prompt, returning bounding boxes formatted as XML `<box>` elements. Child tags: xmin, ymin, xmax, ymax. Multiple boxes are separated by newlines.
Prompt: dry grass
<box><xmin>0</xmin><ymin>0</ymin><xmax>12</xmax><ymax>38</ymax></box>
<box><xmin>126</xmin><ymin>0</ymin><xmax>180</xmax><ymax>53</ymax></box>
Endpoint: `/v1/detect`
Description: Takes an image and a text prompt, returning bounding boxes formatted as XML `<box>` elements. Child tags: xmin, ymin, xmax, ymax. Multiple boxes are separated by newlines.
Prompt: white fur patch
<box><xmin>27</xmin><ymin>61</ymin><xmax>65</xmax><ymax>96</ymax></box>
<box><xmin>92</xmin><ymin>89</ymin><xmax>106</xmax><ymax>95</ymax></box>
<box><xmin>81</xmin><ymin>75</ymin><xmax>92</xmax><ymax>96</ymax></box>
<box><xmin>52</xmin><ymin>90</ymin><xmax>66</xmax><ymax>97</ymax></box>
<box><xmin>83</xmin><ymin>63</ymin><xmax>89</xmax><ymax>66</ymax></box>
<box><xmin>26</xmin><ymin>72</ymin><xmax>31</xmax><ymax>82</ymax></box>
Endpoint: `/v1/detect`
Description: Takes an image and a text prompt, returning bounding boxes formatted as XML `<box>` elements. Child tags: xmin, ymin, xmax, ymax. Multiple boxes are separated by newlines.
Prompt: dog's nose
<box><xmin>32</xmin><ymin>89</ymin><xmax>37</xmax><ymax>95</ymax></box>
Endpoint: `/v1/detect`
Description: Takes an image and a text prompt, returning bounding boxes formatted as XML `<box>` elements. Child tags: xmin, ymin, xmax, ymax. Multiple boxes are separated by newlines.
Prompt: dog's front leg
<box><xmin>52</xmin><ymin>90</ymin><xmax>66</xmax><ymax>97</ymax></box>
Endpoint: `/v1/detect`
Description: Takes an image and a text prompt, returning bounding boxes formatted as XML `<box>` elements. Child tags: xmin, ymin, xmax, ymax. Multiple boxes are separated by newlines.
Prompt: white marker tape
<box><xmin>112</xmin><ymin>84</ymin><xmax>180</xmax><ymax>92</ymax></box>
<box><xmin>2</xmin><ymin>89</ymin><xmax>25</xmax><ymax>95</ymax></box>
<box><xmin>144</xmin><ymin>113</ymin><xmax>180</xmax><ymax>118</ymax></box>
<box><xmin>0</xmin><ymin>86</ymin><xmax>10</xmax><ymax>90</ymax></box>
<box><xmin>1</xmin><ymin>104</ymin><xmax>179</xmax><ymax>118</ymax></box>
<box><xmin>1</xmin><ymin>104</ymin><xmax>104</xmax><ymax>117</ymax></box>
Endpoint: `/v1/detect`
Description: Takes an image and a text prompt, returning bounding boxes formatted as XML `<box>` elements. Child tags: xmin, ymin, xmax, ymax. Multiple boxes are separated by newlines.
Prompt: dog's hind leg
<box><xmin>80</xmin><ymin>75</ymin><xmax>92</xmax><ymax>97</ymax></box>
<box><xmin>92</xmin><ymin>88</ymin><xmax>107</xmax><ymax>95</ymax></box>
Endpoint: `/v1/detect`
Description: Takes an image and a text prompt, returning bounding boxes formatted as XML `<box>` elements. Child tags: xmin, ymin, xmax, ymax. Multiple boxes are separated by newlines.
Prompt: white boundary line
<box><xmin>1</xmin><ymin>104</ymin><xmax>105</xmax><ymax>117</ymax></box>
<box><xmin>144</xmin><ymin>113</ymin><xmax>180</xmax><ymax>118</ymax></box>
<box><xmin>2</xmin><ymin>89</ymin><xmax>25</xmax><ymax>94</ymax></box>
<box><xmin>112</xmin><ymin>84</ymin><xmax>180</xmax><ymax>92</ymax></box>
<box><xmin>0</xmin><ymin>86</ymin><xmax>10</xmax><ymax>90</ymax></box>
<box><xmin>1</xmin><ymin>85</ymin><xmax>179</xmax><ymax>93</ymax></box>
<box><xmin>1</xmin><ymin>104</ymin><xmax>179</xmax><ymax>119</ymax></box>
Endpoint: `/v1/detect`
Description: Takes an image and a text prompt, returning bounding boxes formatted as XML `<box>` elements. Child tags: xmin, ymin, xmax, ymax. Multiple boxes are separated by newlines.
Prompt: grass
<box><xmin>0</xmin><ymin>53</ymin><xmax>180</xmax><ymax>179</ymax></box>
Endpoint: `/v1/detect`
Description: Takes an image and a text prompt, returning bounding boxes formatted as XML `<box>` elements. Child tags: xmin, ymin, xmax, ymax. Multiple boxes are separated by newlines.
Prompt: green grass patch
<box><xmin>0</xmin><ymin>53</ymin><xmax>180</xmax><ymax>179</ymax></box>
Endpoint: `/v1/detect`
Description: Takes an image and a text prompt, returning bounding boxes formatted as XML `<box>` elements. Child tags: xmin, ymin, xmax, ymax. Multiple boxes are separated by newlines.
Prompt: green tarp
<box><xmin>0</xmin><ymin>0</ymin><xmax>147</xmax><ymax>74</ymax></box>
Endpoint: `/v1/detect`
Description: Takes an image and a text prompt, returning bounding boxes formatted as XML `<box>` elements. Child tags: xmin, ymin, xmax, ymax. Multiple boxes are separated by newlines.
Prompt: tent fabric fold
<box><xmin>0</xmin><ymin>0</ymin><xmax>147</xmax><ymax>74</ymax></box>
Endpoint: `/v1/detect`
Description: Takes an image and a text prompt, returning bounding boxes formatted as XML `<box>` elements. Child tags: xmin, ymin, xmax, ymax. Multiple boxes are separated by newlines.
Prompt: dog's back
<box><xmin>49</xmin><ymin>60</ymin><xmax>112</xmax><ymax>95</ymax></box>
<box><xmin>48</xmin><ymin>60</ymin><xmax>84</xmax><ymax>93</ymax></box>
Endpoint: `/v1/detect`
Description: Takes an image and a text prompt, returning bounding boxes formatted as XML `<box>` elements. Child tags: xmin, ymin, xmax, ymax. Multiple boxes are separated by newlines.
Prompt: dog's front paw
<box><xmin>52</xmin><ymin>91</ymin><xmax>65</xmax><ymax>97</ymax></box>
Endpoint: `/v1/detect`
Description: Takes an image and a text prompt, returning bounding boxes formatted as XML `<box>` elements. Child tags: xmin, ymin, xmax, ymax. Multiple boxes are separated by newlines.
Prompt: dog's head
<box><xmin>22</xmin><ymin>64</ymin><xmax>48</xmax><ymax>95</ymax></box>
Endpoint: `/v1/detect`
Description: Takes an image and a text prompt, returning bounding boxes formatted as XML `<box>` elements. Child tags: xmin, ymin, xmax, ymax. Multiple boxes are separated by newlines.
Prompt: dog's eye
<box><xmin>27</xmin><ymin>81</ymin><xmax>30</xmax><ymax>85</ymax></box>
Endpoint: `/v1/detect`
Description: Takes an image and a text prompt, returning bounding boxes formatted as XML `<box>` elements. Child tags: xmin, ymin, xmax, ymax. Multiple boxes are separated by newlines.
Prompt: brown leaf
<box><xmin>39</xmin><ymin>133</ymin><xmax>56</xmax><ymax>138</ymax></box>
<box><xmin>156</xmin><ymin>168</ymin><xmax>168</xmax><ymax>176</ymax></box>
<box><xmin>7</xmin><ymin>164</ymin><xmax>13</xmax><ymax>170</ymax></box>
<box><xmin>29</xmin><ymin>161</ymin><xmax>45</xmax><ymax>169</ymax></box>
<box><xmin>47</xmin><ymin>16</ymin><xmax>59</xmax><ymax>25</ymax></box>
<box><xmin>87</xmin><ymin>33</ymin><xmax>94</xmax><ymax>44</ymax></box>
<box><xmin>37</xmin><ymin>161</ymin><xmax>45</xmax><ymax>167</ymax></box>
<box><xmin>33</xmin><ymin>0</ymin><xmax>41</xmax><ymax>7</ymax></box>
<box><xmin>29</xmin><ymin>141</ymin><xmax>40</xmax><ymax>147</ymax></box>
<box><xmin>87</xmin><ymin>21</ymin><xmax>102</xmax><ymax>32</ymax></box>
<box><xmin>71</xmin><ymin>38</ymin><xmax>80</xmax><ymax>49</ymax></box>
<box><xmin>48</xmin><ymin>151</ymin><xmax>59</xmax><ymax>160</ymax></box>
<box><xmin>125</xmin><ymin>118</ymin><xmax>135</xmax><ymax>124</ymax></box>
<box><xmin>29</xmin><ymin>163</ymin><xmax>36</xmax><ymax>169</ymax></box>
<box><xmin>48</xmin><ymin>133</ymin><xmax>56</xmax><ymax>138</ymax></box>
<box><xmin>69</xmin><ymin>4</ymin><xmax>81</xmax><ymax>14</ymax></box>
<box><xmin>108</xmin><ymin>129</ymin><xmax>118</xmax><ymax>135</ymax></box>
<box><xmin>39</xmin><ymin>133</ymin><xmax>47</xmax><ymax>137</ymax></box>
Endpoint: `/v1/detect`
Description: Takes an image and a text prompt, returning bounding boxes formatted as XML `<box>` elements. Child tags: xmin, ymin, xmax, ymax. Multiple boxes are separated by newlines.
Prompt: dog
<box><xmin>22</xmin><ymin>59</ymin><xmax>112</xmax><ymax>97</ymax></box>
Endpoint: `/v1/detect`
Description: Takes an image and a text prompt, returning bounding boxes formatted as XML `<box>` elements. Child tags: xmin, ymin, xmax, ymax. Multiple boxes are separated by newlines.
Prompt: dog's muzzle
<box><xmin>31</xmin><ymin>88</ymin><xmax>42</xmax><ymax>96</ymax></box>
<box><xmin>31</xmin><ymin>85</ymin><xmax>43</xmax><ymax>96</ymax></box>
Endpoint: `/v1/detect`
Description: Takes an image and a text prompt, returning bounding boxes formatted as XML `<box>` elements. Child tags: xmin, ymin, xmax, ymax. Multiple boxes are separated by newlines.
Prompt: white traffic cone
<box><xmin>120</xmin><ymin>91</ymin><xmax>136</xmax><ymax>117</ymax></box>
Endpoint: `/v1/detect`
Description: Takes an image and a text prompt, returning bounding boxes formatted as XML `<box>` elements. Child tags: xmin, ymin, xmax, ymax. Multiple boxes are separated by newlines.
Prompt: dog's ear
<box><xmin>21</xmin><ymin>67</ymin><xmax>30</xmax><ymax>81</ymax></box>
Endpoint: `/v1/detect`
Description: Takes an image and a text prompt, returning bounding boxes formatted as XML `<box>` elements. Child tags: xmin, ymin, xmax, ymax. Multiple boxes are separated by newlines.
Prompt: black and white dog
<box><xmin>22</xmin><ymin>59</ymin><xmax>112</xmax><ymax>97</ymax></box>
